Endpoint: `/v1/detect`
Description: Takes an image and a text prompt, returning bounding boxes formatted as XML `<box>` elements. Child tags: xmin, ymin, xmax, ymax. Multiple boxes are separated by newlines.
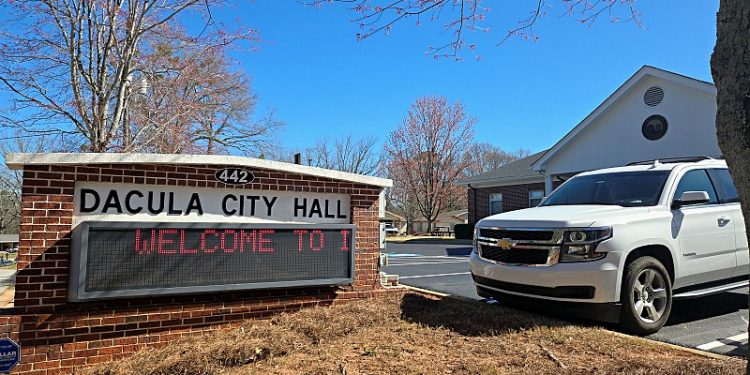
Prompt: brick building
<box><xmin>463</xmin><ymin>151</ymin><xmax>551</xmax><ymax>225</ymax></box>
<box><xmin>1</xmin><ymin>153</ymin><xmax>392</xmax><ymax>374</ymax></box>
<box><xmin>461</xmin><ymin>66</ymin><xmax>721</xmax><ymax>224</ymax></box>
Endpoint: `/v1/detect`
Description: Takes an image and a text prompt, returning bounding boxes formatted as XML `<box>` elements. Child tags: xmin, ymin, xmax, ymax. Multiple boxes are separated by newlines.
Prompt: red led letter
<box><xmin>158</xmin><ymin>229</ymin><xmax>178</xmax><ymax>254</ymax></box>
<box><xmin>179</xmin><ymin>229</ymin><xmax>197</xmax><ymax>254</ymax></box>
<box><xmin>258</xmin><ymin>229</ymin><xmax>275</xmax><ymax>253</ymax></box>
<box><xmin>240</xmin><ymin>230</ymin><xmax>256</xmax><ymax>253</ymax></box>
<box><xmin>135</xmin><ymin>229</ymin><xmax>149</xmax><ymax>255</ymax></box>
<box><xmin>294</xmin><ymin>230</ymin><xmax>308</xmax><ymax>251</ymax></box>
<box><xmin>340</xmin><ymin>230</ymin><xmax>349</xmax><ymax>252</ymax></box>
<box><xmin>201</xmin><ymin>229</ymin><xmax>219</xmax><ymax>253</ymax></box>
<box><xmin>221</xmin><ymin>230</ymin><xmax>238</xmax><ymax>253</ymax></box>
<box><xmin>309</xmin><ymin>230</ymin><xmax>324</xmax><ymax>251</ymax></box>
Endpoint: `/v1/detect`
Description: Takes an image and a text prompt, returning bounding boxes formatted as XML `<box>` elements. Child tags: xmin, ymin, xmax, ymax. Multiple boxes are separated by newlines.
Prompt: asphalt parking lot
<box><xmin>382</xmin><ymin>240</ymin><xmax>749</xmax><ymax>358</ymax></box>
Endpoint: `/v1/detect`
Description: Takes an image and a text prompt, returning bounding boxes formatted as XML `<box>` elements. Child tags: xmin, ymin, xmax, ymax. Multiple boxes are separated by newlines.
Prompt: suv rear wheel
<box><xmin>619</xmin><ymin>256</ymin><xmax>673</xmax><ymax>334</ymax></box>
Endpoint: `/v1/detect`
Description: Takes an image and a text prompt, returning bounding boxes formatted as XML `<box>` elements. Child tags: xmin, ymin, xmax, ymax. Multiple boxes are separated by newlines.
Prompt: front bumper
<box><xmin>474</xmin><ymin>284</ymin><xmax>622</xmax><ymax>323</ymax></box>
<box><xmin>469</xmin><ymin>251</ymin><xmax>623</xmax><ymax>304</ymax></box>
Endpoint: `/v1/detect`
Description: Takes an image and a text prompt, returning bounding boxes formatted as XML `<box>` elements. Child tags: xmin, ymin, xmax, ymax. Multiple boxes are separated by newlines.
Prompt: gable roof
<box><xmin>443</xmin><ymin>209</ymin><xmax>468</xmax><ymax>218</ymax></box>
<box><xmin>531</xmin><ymin>65</ymin><xmax>716</xmax><ymax>172</ymax></box>
<box><xmin>458</xmin><ymin>150</ymin><xmax>548</xmax><ymax>186</ymax></box>
<box><xmin>413</xmin><ymin>209</ymin><xmax>469</xmax><ymax>223</ymax></box>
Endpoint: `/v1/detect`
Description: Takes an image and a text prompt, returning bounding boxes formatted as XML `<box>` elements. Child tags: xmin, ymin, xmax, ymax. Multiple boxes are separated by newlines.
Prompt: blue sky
<box><xmin>0</xmin><ymin>1</ymin><xmax>719</xmax><ymax>156</ymax></box>
<box><xmin>221</xmin><ymin>0</ymin><xmax>718</xmax><ymax>155</ymax></box>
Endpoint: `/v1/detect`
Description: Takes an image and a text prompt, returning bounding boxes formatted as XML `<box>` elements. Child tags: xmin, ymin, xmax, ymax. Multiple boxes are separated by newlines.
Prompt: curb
<box><xmin>401</xmin><ymin>285</ymin><xmax>450</xmax><ymax>298</ymax></box>
<box><xmin>606</xmin><ymin>330</ymin><xmax>744</xmax><ymax>362</ymax></box>
<box><xmin>401</xmin><ymin>284</ymin><xmax>743</xmax><ymax>362</ymax></box>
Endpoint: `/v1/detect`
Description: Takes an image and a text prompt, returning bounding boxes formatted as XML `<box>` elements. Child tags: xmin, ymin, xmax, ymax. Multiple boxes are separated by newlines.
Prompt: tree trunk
<box><xmin>711</xmin><ymin>0</ymin><xmax>750</xmax><ymax>371</ymax></box>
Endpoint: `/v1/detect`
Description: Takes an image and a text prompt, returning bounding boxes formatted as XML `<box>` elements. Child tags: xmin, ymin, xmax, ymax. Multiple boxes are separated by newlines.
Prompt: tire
<box><xmin>619</xmin><ymin>256</ymin><xmax>673</xmax><ymax>335</ymax></box>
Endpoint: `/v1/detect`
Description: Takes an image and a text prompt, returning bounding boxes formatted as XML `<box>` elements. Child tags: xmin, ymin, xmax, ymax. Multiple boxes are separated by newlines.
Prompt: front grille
<box><xmin>480</xmin><ymin>229</ymin><xmax>554</xmax><ymax>242</ymax></box>
<box><xmin>480</xmin><ymin>245</ymin><xmax>550</xmax><ymax>265</ymax></box>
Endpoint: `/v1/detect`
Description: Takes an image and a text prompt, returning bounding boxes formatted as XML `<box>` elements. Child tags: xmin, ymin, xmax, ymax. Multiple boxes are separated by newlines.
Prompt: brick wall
<box><xmin>467</xmin><ymin>182</ymin><xmax>546</xmax><ymax>224</ymax></box>
<box><xmin>467</xmin><ymin>181</ymin><xmax>567</xmax><ymax>224</ymax></box>
<box><xmin>3</xmin><ymin>162</ymin><xmax>386</xmax><ymax>374</ymax></box>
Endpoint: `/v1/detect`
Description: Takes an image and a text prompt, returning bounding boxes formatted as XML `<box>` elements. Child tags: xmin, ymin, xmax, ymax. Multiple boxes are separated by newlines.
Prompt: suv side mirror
<box><xmin>672</xmin><ymin>191</ymin><xmax>710</xmax><ymax>209</ymax></box>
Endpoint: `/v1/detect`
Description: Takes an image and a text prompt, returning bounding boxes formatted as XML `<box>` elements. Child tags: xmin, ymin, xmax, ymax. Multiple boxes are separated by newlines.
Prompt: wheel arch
<box><xmin>623</xmin><ymin>245</ymin><xmax>676</xmax><ymax>283</ymax></box>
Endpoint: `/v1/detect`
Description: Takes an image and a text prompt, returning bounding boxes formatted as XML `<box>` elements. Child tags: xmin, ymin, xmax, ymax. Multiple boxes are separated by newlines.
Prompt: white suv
<box><xmin>470</xmin><ymin>158</ymin><xmax>748</xmax><ymax>334</ymax></box>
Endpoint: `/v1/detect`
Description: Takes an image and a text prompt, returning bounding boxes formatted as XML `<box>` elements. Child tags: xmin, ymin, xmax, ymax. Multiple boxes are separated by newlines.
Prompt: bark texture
<box><xmin>710</xmin><ymin>1</ymin><xmax>750</xmax><ymax>371</ymax></box>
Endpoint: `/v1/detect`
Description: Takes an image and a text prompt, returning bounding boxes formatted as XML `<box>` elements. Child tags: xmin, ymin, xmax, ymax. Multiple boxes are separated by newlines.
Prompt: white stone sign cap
<box><xmin>5</xmin><ymin>153</ymin><xmax>393</xmax><ymax>188</ymax></box>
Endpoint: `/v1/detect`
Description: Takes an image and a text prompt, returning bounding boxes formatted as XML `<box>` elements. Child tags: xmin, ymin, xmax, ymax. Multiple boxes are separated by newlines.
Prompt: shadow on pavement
<box><xmin>391</xmin><ymin>238</ymin><xmax>472</xmax><ymax>245</ymax></box>
<box><xmin>665</xmin><ymin>291</ymin><xmax>748</xmax><ymax>326</ymax></box>
<box><xmin>445</xmin><ymin>247</ymin><xmax>473</xmax><ymax>256</ymax></box>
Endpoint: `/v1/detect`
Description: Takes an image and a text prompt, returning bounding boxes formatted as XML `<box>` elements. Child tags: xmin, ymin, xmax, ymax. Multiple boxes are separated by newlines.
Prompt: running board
<box><xmin>673</xmin><ymin>280</ymin><xmax>749</xmax><ymax>299</ymax></box>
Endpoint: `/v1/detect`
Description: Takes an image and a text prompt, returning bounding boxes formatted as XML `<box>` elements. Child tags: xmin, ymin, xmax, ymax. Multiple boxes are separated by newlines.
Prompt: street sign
<box><xmin>0</xmin><ymin>338</ymin><xmax>20</xmax><ymax>373</ymax></box>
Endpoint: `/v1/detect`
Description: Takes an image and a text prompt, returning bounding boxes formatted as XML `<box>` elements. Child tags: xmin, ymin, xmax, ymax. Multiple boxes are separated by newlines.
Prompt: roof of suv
<box><xmin>576</xmin><ymin>159</ymin><xmax>728</xmax><ymax>177</ymax></box>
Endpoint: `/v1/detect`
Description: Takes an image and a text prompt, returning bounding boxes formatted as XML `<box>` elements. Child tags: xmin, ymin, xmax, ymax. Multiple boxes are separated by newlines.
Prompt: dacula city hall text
<box><xmin>78</xmin><ymin>188</ymin><xmax>349</xmax><ymax>219</ymax></box>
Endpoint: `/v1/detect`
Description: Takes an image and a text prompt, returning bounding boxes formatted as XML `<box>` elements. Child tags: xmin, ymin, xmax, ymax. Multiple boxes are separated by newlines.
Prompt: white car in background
<box><xmin>471</xmin><ymin>157</ymin><xmax>748</xmax><ymax>334</ymax></box>
<box><xmin>383</xmin><ymin>223</ymin><xmax>399</xmax><ymax>235</ymax></box>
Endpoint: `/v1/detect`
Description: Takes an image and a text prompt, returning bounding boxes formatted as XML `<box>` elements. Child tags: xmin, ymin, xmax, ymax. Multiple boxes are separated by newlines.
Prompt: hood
<box><xmin>477</xmin><ymin>205</ymin><xmax>652</xmax><ymax>229</ymax></box>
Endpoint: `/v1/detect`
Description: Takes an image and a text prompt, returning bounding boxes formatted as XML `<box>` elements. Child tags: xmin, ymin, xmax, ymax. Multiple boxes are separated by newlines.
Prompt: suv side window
<box><xmin>673</xmin><ymin>169</ymin><xmax>719</xmax><ymax>205</ymax></box>
<box><xmin>707</xmin><ymin>168</ymin><xmax>740</xmax><ymax>203</ymax></box>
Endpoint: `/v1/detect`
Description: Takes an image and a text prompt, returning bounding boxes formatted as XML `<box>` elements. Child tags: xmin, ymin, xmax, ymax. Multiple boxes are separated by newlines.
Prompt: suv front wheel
<box><xmin>619</xmin><ymin>256</ymin><xmax>673</xmax><ymax>334</ymax></box>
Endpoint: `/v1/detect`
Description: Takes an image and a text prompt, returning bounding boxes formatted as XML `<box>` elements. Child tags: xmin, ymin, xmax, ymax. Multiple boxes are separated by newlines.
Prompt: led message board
<box><xmin>69</xmin><ymin>222</ymin><xmax>355</xmax><ymax>301</ymax></box>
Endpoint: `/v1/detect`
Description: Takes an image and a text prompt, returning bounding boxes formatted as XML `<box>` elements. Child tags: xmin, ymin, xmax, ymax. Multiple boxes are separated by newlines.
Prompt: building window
<box><xmin>529</xmin><ymin>190</ymin><xmax>544</xmax><ymax>207</ymax></box>
<box><xmin>489</xmin><ymin>193</ymin><xmax>503</xmax><ymax>215</ymax></box>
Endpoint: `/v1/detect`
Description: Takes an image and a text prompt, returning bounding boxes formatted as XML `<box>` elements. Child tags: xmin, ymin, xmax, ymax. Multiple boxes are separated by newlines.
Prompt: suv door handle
<box><xmin>718</xmin><ymin>217</ymin><xmax>731</xmax><ymax>227</ymax></box>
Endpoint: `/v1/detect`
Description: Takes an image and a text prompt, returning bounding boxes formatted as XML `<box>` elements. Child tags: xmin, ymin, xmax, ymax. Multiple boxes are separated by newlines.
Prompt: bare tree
<box><xmin>386</xmin><ymin>177</ymin><xmax>420</xmax><ymax>234</ymax></box>
<box><xmin>124</xmin><ymin>41</ymin><xmax>283</xmax><ymax>155</ymax></box>
<box><xmin>306</xmin><ymin>135</ymin><xmax>382</xmax><ymax>175</ymax></box>
<box><xmin>0</xmin><ymin>132</ymin><xmax>60</xmax><ymax>234</ymax></box>
<box><xmin>712</xmin><ymin>3</ymin><xmax>750</xmax><ymax>369</ymax></box>
<box><xmin>463</xmin><ymin>143</ymin><xmax>530</xmax><ymax>177</ymax></box>
<box><xmin>384</xmin><ymin>96</ymin><xmax>475</xmax><ymax>232</ymax></box>
<box><xmin>0</xmin><ymin>0</ymin><xmax>261</xmax><ymax>152</ymax></box>
<box><xmin>321</xmin><ymin>0</ymin><xmax>639</xmax><ymax>58</ymax></box>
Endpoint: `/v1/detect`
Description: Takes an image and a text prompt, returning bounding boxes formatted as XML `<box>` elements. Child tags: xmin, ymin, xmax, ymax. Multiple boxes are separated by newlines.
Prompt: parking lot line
<box><xmin>399</xmin><ymin>272</ymin><xmax>471</xmax><ymax>280</ymax></box>
<box><xmin>696</xmin><ymin>332</ymin><xmax>748</xmax><ymax>351</ymax></box>
<box><xmin>386</xmin><ymin>260</ymin><xmax>469</xmax><ymax>266</ymax></box>
<box><xmin>387</xmin><ymin>254</ymin><xmax>469</xmax><ymax>260</ymax></box>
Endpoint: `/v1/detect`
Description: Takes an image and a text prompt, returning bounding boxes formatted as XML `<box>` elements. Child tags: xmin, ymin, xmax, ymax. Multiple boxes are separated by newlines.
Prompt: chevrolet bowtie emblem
<box><xmin>498</xmin><ymin>238</ymin><xmax>515</xmax><ymax>250</ymax></box>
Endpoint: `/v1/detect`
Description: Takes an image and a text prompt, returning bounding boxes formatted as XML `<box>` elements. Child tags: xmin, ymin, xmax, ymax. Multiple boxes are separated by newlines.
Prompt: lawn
<box><xmin>86</xmin><ymin>292</ymin><xmax>744</xmax><ymax>375</ymax></box>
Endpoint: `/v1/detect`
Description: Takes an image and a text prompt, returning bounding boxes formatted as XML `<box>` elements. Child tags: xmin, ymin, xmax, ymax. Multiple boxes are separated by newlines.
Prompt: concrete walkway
<box><xmin>0</xmin><ymin>269</ymin><xmax>16</xmax><ymax>309</ymax></box>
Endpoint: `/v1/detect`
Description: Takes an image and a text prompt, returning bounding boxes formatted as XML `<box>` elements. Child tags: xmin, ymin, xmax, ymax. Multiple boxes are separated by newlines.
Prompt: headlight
<box><xmin>560</xmin><ymin>227</ymin><xmax>612</xmax><ymax>262</ymax></box>
<box><xmin>472</xmin><ymin>226</ymin><xmax>480</xmax><ymax>253</ymax></box>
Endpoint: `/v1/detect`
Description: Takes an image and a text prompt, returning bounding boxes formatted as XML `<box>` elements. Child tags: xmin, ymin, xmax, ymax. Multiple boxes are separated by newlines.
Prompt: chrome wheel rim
<box><xmin>632</xmin><ymin>268</ymin><xmax>668</xmax><ymax>324</ymax></box>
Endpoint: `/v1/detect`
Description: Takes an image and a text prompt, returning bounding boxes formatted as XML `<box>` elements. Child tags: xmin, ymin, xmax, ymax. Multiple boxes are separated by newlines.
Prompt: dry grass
<box><xmin>85</xmin><ymin>292</ymin><xmax>745</xmax><ymax>375</ymax></box>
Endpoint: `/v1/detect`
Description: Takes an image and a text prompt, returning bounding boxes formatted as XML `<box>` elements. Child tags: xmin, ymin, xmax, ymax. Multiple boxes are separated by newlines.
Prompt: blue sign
<box><xmin>0</xmin><ymin>338</ymin><xmax>20</xmax><ymax>373</ymax></box>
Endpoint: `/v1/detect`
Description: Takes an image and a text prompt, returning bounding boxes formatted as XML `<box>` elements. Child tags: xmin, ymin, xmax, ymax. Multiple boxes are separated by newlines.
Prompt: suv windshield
<box><xmin>541</xmin><ymin>171</ymin><xmax>670</xmax><ymax>207</ymax></box>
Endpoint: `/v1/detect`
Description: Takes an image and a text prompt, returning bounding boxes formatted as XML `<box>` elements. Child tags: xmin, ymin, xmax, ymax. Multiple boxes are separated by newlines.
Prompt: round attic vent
<box><xmin>644</xmin><ymin>86</ymin><xmax>664</xmax><ymax>107</ymax></box>
<box><xmin>642</xmin><ymin>114</ymin><xmax>668</xmax><ymax>141</ymax></box>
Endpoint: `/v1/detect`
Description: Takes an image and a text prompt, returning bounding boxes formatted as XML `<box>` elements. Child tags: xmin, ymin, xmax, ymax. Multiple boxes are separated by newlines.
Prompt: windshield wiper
<box><xmin>544</xmin><ymin>201</ymin><xmax>623</xmax><ymax>206</ymax></box>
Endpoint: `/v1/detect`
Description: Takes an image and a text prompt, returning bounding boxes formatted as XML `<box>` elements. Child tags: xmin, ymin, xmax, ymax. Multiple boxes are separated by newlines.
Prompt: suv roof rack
<box><xmin>627</xmin><ymin>156</ymin><xmax>719</xmax><ymax>166</ymax></box>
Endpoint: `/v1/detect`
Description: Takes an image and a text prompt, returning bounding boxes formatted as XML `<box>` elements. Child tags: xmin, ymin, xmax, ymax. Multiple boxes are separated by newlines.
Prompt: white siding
<box><xmin>539</xmin><ymin>76</ymin><xmax>720</xmax><ymax>176</ymax></box>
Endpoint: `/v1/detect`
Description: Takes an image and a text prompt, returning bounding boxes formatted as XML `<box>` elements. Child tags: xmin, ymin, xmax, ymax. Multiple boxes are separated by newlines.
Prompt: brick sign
<box><xmin>3</xmin><ymin>153</ymin><xmax>392</xmax><ymax>375</ymax></box>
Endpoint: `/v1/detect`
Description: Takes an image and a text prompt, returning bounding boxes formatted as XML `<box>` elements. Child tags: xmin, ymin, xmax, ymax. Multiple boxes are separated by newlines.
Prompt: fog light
<box><xmin>566</xmin><ymin>245</ymin><xmax>590</xmax><ymax>255</ymax></box>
